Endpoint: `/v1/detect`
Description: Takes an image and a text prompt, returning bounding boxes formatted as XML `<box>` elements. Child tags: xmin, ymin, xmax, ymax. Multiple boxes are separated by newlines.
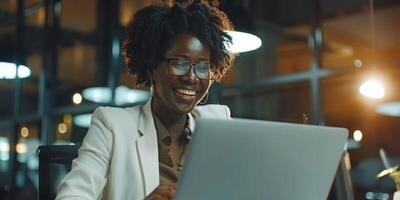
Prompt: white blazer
<box><xmin>56</xmin><ymin>99</ymin><xmax>231</xmax><ymax>200</ymax></box>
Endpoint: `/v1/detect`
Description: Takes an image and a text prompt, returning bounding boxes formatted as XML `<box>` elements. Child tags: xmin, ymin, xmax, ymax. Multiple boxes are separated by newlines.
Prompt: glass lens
<box><xmin>168</xmin><ymin>59</ymin><xmax>210</xmax><ymax>80</ymax></box>
<box><xmin>168</xmin><ymin>60</ymin><xmax>190</xmax><ymax>76</ymax></box>
<box><xmin>194</xmin><ymin>63</ymin><xmax>210</xmax><ymax>79</ymax></box>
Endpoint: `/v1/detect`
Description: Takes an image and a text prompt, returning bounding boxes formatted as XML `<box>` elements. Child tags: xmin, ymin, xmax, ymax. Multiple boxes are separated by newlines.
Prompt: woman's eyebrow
<box><xmin>168</xmin><ymin>54</ymin><xmax>189</xmax><ymax>59</ymax></box>
<box><xmin>168</xmin><ymin>54</ymin><xmax>209</xmax><ymax>62</ymax></box>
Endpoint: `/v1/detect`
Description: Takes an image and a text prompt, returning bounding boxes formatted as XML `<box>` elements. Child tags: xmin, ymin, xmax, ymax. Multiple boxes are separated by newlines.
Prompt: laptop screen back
<box><xmin>174</xmin><ymin>118</ymin><xmax>348</xmax><ymax>200</ymax></box>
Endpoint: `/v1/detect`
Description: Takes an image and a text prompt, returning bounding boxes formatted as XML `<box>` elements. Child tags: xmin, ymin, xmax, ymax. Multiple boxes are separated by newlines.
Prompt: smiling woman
<box><xmin>55</xmin><ymin>1</ymin><xmax>235</xmax><ymax>200</ymax></box>
<box><xmin>151</xmin><ymin>33</ymin><xmax>212</xmax><ymax>119</ymax></box>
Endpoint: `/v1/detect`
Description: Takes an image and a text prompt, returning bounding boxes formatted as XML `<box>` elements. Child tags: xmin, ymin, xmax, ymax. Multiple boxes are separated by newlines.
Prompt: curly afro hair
<box><xmin>121</xmin><ymin>0</ymin><xmax>235</xmax><ymax>87</ymax></box>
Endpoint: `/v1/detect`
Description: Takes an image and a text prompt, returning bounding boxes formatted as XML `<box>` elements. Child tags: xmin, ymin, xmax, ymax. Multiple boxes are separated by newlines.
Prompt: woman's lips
<box><xmin>176</xmin><ymin>88</ymin><xmax>196</xmax><ymax>95</ymax></box>
<box><xmin>174</xmin><ymin>88</ymin><xmax>197</xmax><ymax>101</ymax></box>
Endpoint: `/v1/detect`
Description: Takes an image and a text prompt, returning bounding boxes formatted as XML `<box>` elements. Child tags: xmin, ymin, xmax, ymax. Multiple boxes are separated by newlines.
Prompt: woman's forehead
<box><xmin>187</xmin><ymin>37</ymin><xmax>203</xmax><ymax>52</ymax></box>
<box><xmin>165</xmin><ymin>33</ymin><xmax>210</xmax><ymax>59</ymax></box>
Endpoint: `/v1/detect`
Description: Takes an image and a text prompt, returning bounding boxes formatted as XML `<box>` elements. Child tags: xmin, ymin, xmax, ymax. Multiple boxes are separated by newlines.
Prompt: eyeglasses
<box><xmin>166</xmin><ymin>58</ymin><xmax>211</xmax><ymax>80</ymax></box>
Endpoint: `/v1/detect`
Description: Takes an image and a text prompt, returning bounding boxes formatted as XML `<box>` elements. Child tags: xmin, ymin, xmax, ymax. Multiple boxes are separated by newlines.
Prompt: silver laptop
<box><xmin>174</xmin><ymin>118</ymin><xmax>348</xmax><ymax>200</ymax></box>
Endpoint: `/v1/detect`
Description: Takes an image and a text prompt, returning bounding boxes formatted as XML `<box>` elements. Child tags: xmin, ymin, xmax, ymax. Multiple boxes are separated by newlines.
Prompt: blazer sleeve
<box><xmin>222</xmin><ymin>105</ymin><xmax>231</xmax><ymax>119</ymax></box>
<box><xmin>192</xmin><ymin>104</ymin><xmax>231</xmax><ymax>119</ymax></box>
<box><xmin>56</xmin><ymin>107</ymin><xmax>113</xmax><ymax>200</ymax></box>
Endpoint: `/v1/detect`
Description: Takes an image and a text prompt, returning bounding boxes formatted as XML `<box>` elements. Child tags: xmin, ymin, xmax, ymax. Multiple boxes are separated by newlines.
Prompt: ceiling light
<box><xmin>82</xmin><ymin>86</ymin><xmax>150</xmax><ymax>105</ymax></box>
<box><xmin>82</xmin><ymin>87</ymin><xmax>110</xmax><ymax>103</ymax></box>
<box><xmin>0</xmin><ymin>62</ymin><xmax>31</xmax><ymax>79</ymax></box>
<box><xmin>353</xmin><ymin>59</ymin><xmax>362</xmax><ymax>68</ymax></box>
<box><xmin>115</xmin><ymin>86</ymin><xmax>150</xmax><ymax>105</ymax></box>
<box><xmin>72</xmin><ymin>93</ymin><xmax>83</xmax><ymax>105</ymax></box>
<box><xmin>21</xmin><ymin>127</ymin><xmax>29</xmax><ymax>138</ymax></box>
<box><xmin>353</xmin><ymin>130</ymin><xmax>363</xmax><ymax>142</ymax></box>
<box><xmin>224</xmin><ymin>31</ymin><xmax>262</xmax><ymax>53</ymax></box>
<box><xmin>359</xmin><ymin>79</ymin><xmax>385</xmax><ymax>99</ymax></box>
<box><xmin>376</xmin><ymin>102</ymin><xmax>400</xmax><ymax>117</ymax></box>
<box><xmin>73</xmin><ymin>114</ymin><xmax>92</xmax><ymax>128</ymax></box>
<box><xmin>58</xmin><ymin>123</ymin><xmax>68</xmax><ymax>134</ymax></box>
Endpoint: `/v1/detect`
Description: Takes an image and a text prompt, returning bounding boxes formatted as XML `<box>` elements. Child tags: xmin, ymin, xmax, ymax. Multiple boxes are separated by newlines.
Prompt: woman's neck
<box><xmin>151</xmin><ymin>98</ymin><xmax>187</xmax><ymax>133</ymax></box>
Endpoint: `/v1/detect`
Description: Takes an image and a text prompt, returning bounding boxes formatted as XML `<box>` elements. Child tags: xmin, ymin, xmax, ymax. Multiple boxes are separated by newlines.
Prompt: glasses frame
<box><xmin>165</xmin><ymin>58</ymin><xmax>212</xmax><ymax>80</ymax></box>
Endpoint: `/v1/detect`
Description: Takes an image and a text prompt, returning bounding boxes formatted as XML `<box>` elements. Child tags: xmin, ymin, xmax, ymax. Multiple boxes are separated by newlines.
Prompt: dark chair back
<box><xmin>37</xmin><ymin>145</ymin><xmax>79</xmax><ymax>200</ymax></box>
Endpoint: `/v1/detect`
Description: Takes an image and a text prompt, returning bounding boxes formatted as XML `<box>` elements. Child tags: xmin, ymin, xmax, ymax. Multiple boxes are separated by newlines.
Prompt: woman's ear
<box><xmin>146</xmin><ymin>70</ymin><xmax>155</xmax><ymax>93</ymax></box>
<box><xmin>148</xmin><ymin>71</ymin><xmax>154</xmax><ymax>95</ymax></box>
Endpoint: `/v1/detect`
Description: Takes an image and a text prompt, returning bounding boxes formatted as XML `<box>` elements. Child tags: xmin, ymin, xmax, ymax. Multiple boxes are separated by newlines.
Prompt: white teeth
<box><xmin>176</xmin><ymin>89</ymin><xmax>196</xmax><ymax>96</ymax></box>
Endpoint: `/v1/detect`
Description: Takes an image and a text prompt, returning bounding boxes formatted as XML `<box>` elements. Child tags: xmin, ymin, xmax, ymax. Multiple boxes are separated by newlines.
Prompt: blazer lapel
<box><xmin>137</xmin><ymin>99</ymin><xmax>159</xmax><ymax>196</ymax></box>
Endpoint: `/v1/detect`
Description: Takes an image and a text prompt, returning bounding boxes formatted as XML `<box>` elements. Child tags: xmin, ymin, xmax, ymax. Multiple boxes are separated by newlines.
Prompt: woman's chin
<box><xmin>170</xmin><ymin>94</ymin><xmax>201</xmax><ymax>113</ymax></box>
<box><xmin>171</xmin><ymin>101</ymin><xmax>197</xmax><ymax>115</ymax></box>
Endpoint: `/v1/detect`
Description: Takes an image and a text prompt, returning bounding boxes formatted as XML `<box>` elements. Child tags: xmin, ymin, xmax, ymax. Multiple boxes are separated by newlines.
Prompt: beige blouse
<box><xmin>144</xmin><ymin>113</ymin><xmax>191</xmax><ymax>200</ymax></box>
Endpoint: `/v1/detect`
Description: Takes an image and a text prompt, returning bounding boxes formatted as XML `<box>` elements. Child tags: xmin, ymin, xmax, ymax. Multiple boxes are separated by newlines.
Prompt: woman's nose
<box><xmin>182</xmin><ymin>66</ymin><xmax>198</xmax><ymax>82</ymax></box>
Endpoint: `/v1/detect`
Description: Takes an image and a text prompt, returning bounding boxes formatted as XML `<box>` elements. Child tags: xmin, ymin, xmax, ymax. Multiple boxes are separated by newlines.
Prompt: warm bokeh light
<box><xmin>72</xmin><ymin>93</ymin><xmax>83</xmax><ymax>104</ymax></box>
<box><xmin>64</xmin><ymin>114</ymin><xmax>73</xmax><ymax>124</ymax></box>
<box><xmin>58</xmin><ymin>123</ymin><xmax>68</xmax><ymax>134</ymax></box>
<box><xmin>359</xmin><ymin>80</ymin><xmax>385</xmax><ymax>99</ymax></box>
<box><xmin>353</xmin><ymin>130</ymin><xmax>363</xmax><ymax>142</ymax></box>
<box><xmin>16</xmin><ymin>143</ymin><xmax>27</xmax><ymax>154</ymax></box>
<box><xmin>20</xmin><ymin>127</ymin><xmax>29</xmax><ymax>138</ymax></box>
<box><xmin>353</xmin><ymin>59</ymin><xmax>362</xmax><ymax>68</ymax></box>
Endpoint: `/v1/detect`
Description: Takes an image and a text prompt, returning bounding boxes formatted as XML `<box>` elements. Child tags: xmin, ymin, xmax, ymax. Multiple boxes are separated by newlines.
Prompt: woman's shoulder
<box><xmin>192</xmin><ymin>104</ymin><xmax>231</xmax><ymax>119</ymax></box>
<box><xmin>93</xmin><ymin>104</ymin><xmax>142</xmax><ymax>118</ymax></box>
<box><xmin>91</xmin><ymin>104</ymin><xmax>143</xmax><ymax>131</ymax></box>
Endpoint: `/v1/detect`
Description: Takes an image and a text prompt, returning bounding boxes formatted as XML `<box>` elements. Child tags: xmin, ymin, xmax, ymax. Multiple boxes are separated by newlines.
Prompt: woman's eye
<box><xmin>197</xmin><ymin>64</ymin><xmax>209</xmax><ymax>71</ymax></box>
<box><xmin>176</xmin><ymin>62</ymin><xmax>189</xmax><ymax>68</ymax></box>
<box><xmin>170</xmin><ymin>60</ymin><xmax>186</xmax><ymax>65</ymax></box>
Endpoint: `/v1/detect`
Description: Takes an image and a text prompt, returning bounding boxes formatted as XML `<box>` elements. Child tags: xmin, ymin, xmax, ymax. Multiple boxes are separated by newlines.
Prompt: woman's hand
<box><xmin>145</xmin><ymin>182</ymin><xmax>176</xmax><ymax>200</ymax></box>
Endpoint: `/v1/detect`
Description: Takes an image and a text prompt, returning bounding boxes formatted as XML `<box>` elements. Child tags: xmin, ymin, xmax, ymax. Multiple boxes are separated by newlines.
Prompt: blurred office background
<box><xmin>0</xmin><ymin>0</ymin><xmax>399</xmax><ymax>199</ymax></box>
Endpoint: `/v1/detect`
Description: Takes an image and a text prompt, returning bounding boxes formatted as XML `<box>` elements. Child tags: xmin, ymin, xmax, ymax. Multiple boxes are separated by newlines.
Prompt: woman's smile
<box><xmin>151</xmin><ymin>33</ymin><xmax>211</xmax><ymax>115</ymax></box>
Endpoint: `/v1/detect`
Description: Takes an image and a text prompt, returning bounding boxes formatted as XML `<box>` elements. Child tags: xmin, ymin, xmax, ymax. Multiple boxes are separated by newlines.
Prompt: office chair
<box><xmin>37</xmin><ymin>145</ymin><xmax>79</xmax><ymax>200</ymax></box>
